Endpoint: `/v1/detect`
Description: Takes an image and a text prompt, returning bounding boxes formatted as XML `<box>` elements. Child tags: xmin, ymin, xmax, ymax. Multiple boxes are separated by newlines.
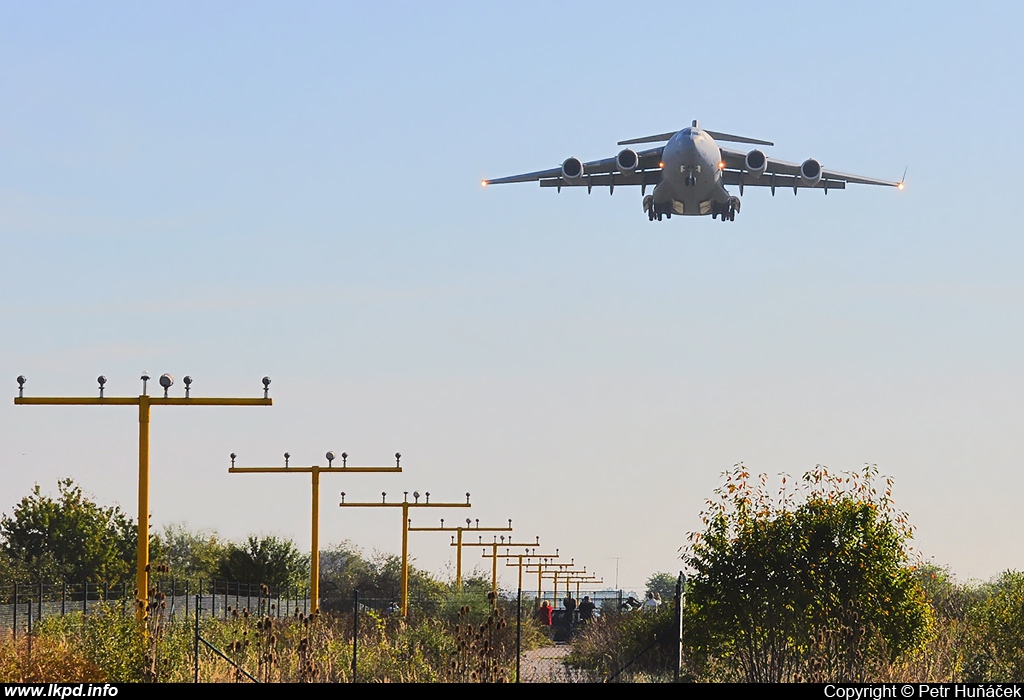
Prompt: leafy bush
<box><xmin>681</xmin><ymin>464</ymin><xmax>932</xmax><ymax>682</ymax></box>
<box><xmin>569</xmin><ymin>605</ymin><xmax>679</xmax><ymax>681</ymax></box>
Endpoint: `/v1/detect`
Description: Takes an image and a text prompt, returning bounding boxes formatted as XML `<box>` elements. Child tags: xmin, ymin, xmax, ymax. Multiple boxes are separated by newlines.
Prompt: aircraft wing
<box><xmin>484</xmin><ymin>147</ymin><xmax>664</xmax><ymax>188</ymax></box>
<box><xmin>719</xmin><ymin>147</ymin><xmax>902</xmax><ymax>189</ymax></box>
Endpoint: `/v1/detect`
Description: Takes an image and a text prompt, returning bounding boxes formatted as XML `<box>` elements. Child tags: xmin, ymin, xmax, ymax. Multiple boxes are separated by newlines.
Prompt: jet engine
<box><xmin>744</xmin><ymin>149</ymin><xmax>768</xmax><ymax>177</ymax></box>
<box><xmin>800</xmin><ymin>158</ymin><xmax>822</xmax><ymax>187</ymax></box>
<box><xmin>562</xmin><ymin>157</ymin><xmax>584</xmax><ymax>181</ymax></box>
<box><xmin>615</xmin><ymin>148</ymin><xmax>639</xmax><ymax>173</ymax></box>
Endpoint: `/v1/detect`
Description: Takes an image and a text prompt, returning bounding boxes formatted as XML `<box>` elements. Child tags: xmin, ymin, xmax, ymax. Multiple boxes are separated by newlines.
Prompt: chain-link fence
<box><xmin>0</xmin><ymin>579</ymin><xmax>311</xmax><ymax>638</ymax></box>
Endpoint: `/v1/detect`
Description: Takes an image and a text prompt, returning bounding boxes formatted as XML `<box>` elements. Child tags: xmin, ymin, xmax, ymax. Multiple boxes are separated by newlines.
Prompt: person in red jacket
<box><xmin>536</xmin><ymin>600</ymin><xmax>553</xmax><ymax>626</ymax></box>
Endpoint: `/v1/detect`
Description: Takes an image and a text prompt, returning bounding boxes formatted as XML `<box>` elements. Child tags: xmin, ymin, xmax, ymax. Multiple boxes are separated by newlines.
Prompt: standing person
<box><xmin>563</xmin><ymin>594</ymin><xmax>577</xmax><ymax>637</ymax></box>
<box><xmin>578</xmin><ymin>595</ymin><xmax>596</xmax><ymax>624</ymax></box>
<box><xmin>536</xmin><ymin>600</ymin><xmax>553</xmax><ymax>626</ymax></box>
<box><xmin>643</xmin><ymin>591</ymin><xmax>660</xmax><ymax>611</ymax></box>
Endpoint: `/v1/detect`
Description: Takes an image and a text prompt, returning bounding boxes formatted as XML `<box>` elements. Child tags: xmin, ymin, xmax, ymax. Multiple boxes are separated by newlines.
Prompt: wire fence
<box><xmin>0</xmin><ymin>579</ymin><xmax>312</xmax><ymax>639</ymax></box>
<box><xmin>0</xmin><ymin>580</ymin><xmax>629</xmax><ymax>640</ymax></box>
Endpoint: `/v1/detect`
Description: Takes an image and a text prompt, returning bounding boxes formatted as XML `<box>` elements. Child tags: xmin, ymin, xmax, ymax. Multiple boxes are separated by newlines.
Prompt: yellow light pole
<box><xmin>338</xmin><ymin>490</ymin><xmax>470</xmax><ymax>616</ymax></box>
<box><xmin>496</xmin><ymin>548</ymin><xmax>561</xmax><ymax>594</ymax></box>
<box><xmin>524</xmin><ymin>559</ymin><xmax>576</xmax><ymax>604</ymax></box>
<box><xmin>545</xmin><ymin>568</ymin><xmax>588</xmax><ymax>607</ymax></box>
<box><xmin>457</xmin><ymin>536</ymin><xmax>542</xmax><ymax>596</ymax></box>
<box><xmin>407</xmin><ymin>517</ymin><xmax>512</xmax><ymax>592</ymax></box>
<box><xmin>228</xmin><ymin>450</ymin><xmax>402</xmax><ymax>613</ymax></box>
<box><xmin>14</xmin><ymin>373</ymin><xmax>272</xmax><ymax>620</ymax></box>
<box><xmin>563</xmin><ymin>574</ymin><xmax>603</xmax><ymax>599</ymax></box>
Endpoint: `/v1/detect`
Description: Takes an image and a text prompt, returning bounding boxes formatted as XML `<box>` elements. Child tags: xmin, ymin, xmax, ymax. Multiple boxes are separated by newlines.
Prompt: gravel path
<box><xmin>519</xmin><ymin>644</ymin><xmax>598</xmax><ymax>683</ymax></box>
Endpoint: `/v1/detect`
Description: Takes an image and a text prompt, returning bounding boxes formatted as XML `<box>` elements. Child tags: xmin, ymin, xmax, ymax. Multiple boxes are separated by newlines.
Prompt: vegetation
<box><xmin>1</xmin><ymin>479</ymin><xmax>139</xmax><ymax>585</ymax></box>
<box><xmin>682</xmin><ymin>464</ymin><xmax>931</xmax><ymax>682</ymax></box>
<box><xmin>0</xmin><ymin>587</ymin><xmax>546</xmax><ymax>682</ymax></box>
<box><xmin>645</xmin><ymin>572</ymin><xmax>679</xmax><ymax>601</ymax></box>
<box><xmin>569</xmin><ymin>465</ymin><xmax>1024</xmax><ymax>683</ymax></box>
<box><xmin>3</xmin><ymin>474</ymin><xmax>1023</xmax><ymax>682</ymax></box>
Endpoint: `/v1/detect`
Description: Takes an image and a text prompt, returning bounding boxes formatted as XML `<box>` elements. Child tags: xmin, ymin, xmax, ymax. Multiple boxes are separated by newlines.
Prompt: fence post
<box><xmin>516</xmin><ymin>587</ymin><xmax>522</xmax><ymax>684</ymax></box>
<box><xmin>193</xmin><ymin>593</ymin><xmax>201</xmax><ymax>683</ymax></box>
<box><xmin>223</xmin><ymin>581</ymin><xmax>227</xmax><ymax>620</ymax></box>
<box><xmin>62</xmin><ymin>581</ymin><xmax>66</xmax><ymax>617</ymax></box>
<box><xmin>82</xmin><ymin>581</ymin><xmax>87</xmax><ymax>615</ymax></box>
<box><xmin>352</xmin><ymin>589</ymin><xmax>359</xmax><ymax>683</ymax></box>
<box><xmin>185</xmin><ymin>580</ymin><xmax>190</xmax><ymax>620</ymax></box>
<box><xmin>13</xmin><ymin>582</ymin><xmax>18</xmax><ymax>642</ymax></box>
<box><xmin>675</xmin><ymin>571</ymin><xmax>685</xmax><ymax>683</ymax></box>
<box><xmin>38</xmin><ymin>581</ymin><xmax>43</xmax><ymax>624</ymax></box>
<box><xmin>247</xmin><ymin>582</ymin><xmax>251</xmax><ymax>614</ymax></box>
<box><xmin>211</xmin><ymin>580</ymin><xmax>215</xmax><ymax>619</ymax></box>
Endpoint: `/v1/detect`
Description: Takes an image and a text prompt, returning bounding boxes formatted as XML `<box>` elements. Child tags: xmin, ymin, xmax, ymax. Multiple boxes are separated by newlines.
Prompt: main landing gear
<box><xmin>711</xmin><ymin>197</ymin><xmax>741</xmax><ymax>222</ymax></box>
<box><xmin>643</xmin><ymin>195</ymin><xmax>673</xmax><ymax>221</ymax></box>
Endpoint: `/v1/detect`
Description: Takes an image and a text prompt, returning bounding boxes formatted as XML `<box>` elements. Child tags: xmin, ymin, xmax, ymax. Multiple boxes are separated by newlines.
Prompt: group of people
<box><xmin>535</xmin><ymin>594</ymin><xmax>597</xmax><ymax>639</ymax></box>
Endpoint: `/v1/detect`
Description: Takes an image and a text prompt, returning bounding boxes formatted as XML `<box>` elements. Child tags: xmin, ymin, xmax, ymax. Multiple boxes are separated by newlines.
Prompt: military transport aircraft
<box><xmin>482</xmin><ymin>120</ymin><xmax>904</xmax><ymax>222</ymax></box>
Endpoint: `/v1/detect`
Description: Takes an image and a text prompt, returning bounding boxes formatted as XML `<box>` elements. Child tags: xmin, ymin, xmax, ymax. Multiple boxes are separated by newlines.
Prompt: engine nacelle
<box><xmin>615</xmin><ymin>148</ymin><xmax>639</xmax><ymax>173</ymax></box>
<box><xmin>562</xmin><ymin>157</ymin><xmax>584</xmax><ymax>181</ymax></box>
<box><xmin>800</xmin><ymin>158</ymin><xmax>822</xmax><ymax>187</ymax></box>
<box><xmin>744</xmin><ymin>149</ymin><xmax>768</xmax><ymax>177</ymax></box>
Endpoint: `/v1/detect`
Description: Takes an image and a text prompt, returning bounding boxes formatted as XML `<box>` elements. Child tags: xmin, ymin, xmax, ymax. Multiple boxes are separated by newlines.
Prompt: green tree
<box><xmin>645</xmin><ymin>571</ymin><xmax>679</xmax><ymax>601</ymax></box>
<box><xmin>1</xmin><ymin>479</ymin><xmax>138</xmax><ymax>584</ymax></box>
<box><xmin>157</xmin><ymin>523</ymin><xmax>230</xmax><ymax>582</ymax></box>
<box><xmin>316</xmin><ymin>542</ymin><xmax>447</xmax><ymax>614</ymax></box>
<box><xmin>217</xmin><ymin>535</ymin><xmax>308</xmax><ymax>590</ymax></box>
<box><xmin>682</xmin><ymin>464</ymin><xmax>931</xmax><ymax>682</ymax></box>
<box><xmin>964</xmin><ymin>570</ymin><xmax>1024</xmax><ymax>681</ymax></box>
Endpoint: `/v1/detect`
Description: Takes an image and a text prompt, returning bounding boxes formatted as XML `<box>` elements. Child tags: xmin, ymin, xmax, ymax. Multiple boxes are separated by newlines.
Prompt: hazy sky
<box><xmin>2</xmin><ymin>2</ymin><xmax>1023</xmax><ymax>592</ymax></box>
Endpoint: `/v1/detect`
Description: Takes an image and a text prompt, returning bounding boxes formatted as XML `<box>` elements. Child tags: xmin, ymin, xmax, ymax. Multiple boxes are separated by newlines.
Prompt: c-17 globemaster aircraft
<box><xmin>482</xmin><ymin>120</ymin><xmax>904</xmax><ymax>222</ymax></box>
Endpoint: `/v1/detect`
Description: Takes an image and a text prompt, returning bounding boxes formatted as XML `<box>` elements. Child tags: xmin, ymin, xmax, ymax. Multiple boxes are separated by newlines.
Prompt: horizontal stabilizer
<box><xmin>705</xmin><ymin>130</ymin><xmax>774</xmax><ymax>146</ymax></box>
<box><xmin>619</xmin><ymin>129</ymin><xmax>774</xmax><ymax>147</ymax></box>
<box><xmin>617</xmin><ymin>131</ymin><xmax>677</xmax><ymax>146</ymax></box>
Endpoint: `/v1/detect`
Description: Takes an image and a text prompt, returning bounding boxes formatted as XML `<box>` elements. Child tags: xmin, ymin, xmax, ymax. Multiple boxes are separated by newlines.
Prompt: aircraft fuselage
<box><xmin>652</xmin><ymin>126</ymin><xmax>731</xmax><ymax>216</ymax></box>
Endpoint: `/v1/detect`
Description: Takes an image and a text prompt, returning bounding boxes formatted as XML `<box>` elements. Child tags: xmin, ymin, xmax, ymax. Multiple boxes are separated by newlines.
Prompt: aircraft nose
<box><xmin>678</xmin><ymin>136</ymin><xmax>698</xmax><ymax>160</ymax></box>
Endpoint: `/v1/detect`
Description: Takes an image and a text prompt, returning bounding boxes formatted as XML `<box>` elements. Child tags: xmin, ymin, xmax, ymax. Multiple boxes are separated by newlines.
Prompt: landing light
<box><xmin>481</xmin><ymin>180</ymin><xmax>488</xmax><ymax>187</ymax></box>
<box><xmin>718</xmin><ymin>161</ymin><xmax>725</xmax><ymax>170</ymax></box>
<box><xmin>897</xmin><ymin>182</ymin><xmax>905</xmax><ymax>190</ymax></box>
<box><xmin>658</xmin><ymin>162</ymin><xmax>664</xmax><ymax>168</ymax></box>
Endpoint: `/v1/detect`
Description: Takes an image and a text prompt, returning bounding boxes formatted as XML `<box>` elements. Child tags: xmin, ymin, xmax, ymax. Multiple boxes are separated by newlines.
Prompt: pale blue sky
<box><xmin>2</xmin><ymin>2</ymin><xmax>1023</xmax><ymax>590</ymax></box>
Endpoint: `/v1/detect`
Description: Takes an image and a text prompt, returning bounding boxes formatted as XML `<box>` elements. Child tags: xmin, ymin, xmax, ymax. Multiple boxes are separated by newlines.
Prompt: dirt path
<box><xmin>519</xmin><ymin>644</ymin><xmax>598</xmax><ymax>683</ymax></box>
